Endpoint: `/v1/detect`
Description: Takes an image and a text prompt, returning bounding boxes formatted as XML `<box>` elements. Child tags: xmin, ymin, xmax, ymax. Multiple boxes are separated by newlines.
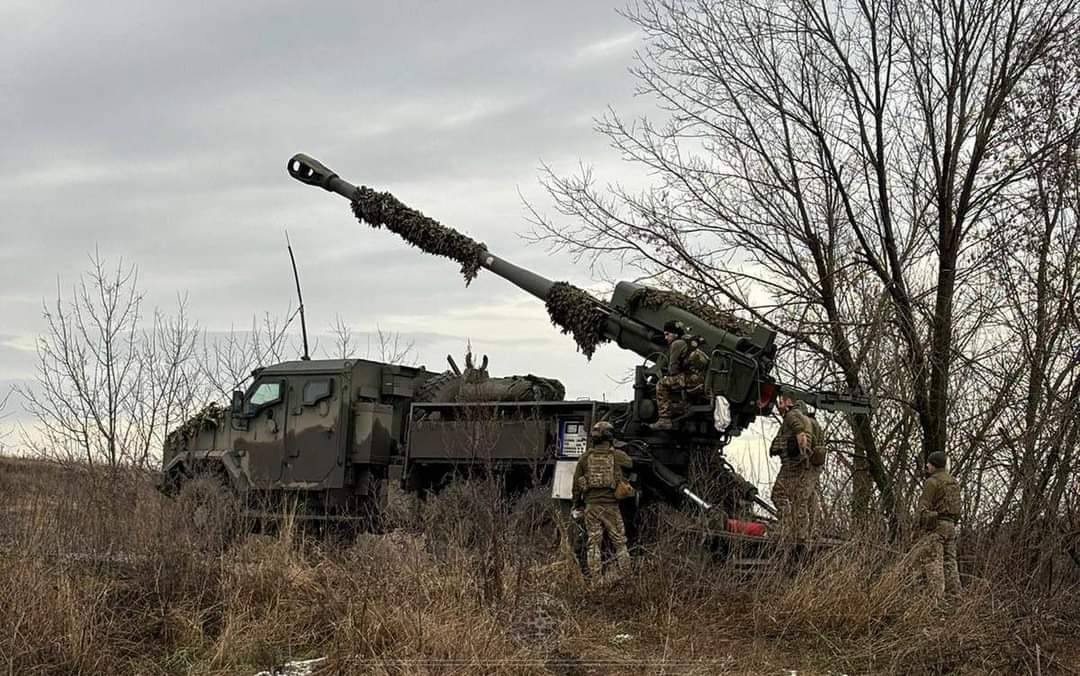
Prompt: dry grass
<box><xmin>1</xmin><ymin>455</ymin><xmax>1078</xmax><ymax>675</ymax></box>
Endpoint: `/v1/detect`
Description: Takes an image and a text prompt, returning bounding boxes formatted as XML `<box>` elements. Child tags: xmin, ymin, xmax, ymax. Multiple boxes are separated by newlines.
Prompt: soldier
<box><xmin>910</xmin><ymin>451</ymin><xmax>962</xmax><ymax>600</ymax></box>
<box><xmin>650</xmin><ymin>321</ymin><xmax>689</xmax><ymax>430</ymax></box>
<box><xmin>572</xmin><ymin>421</ymin><xmax>633</xmax><ymax>580</ymax></box>
<box><xmin>769</xmin><ymin>391</ymin><xmax>814</xmax><ymax>544</ymax></box>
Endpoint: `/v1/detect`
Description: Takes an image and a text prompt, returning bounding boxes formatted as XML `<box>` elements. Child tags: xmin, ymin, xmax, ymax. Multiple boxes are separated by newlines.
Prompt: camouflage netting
<box><xmin>544</xmin><ymin>282</ymin><xmax>610</xmax><ymax>359</ymax></box>
<box><xmin>165</xmin><ymin>403</ymin><xmax>225</xmax><ymax>448</ymax></box>
<box><xmin>627</xmin><ymin>288</ymin><xmax>754</xmax><ymax>336</ymax></box>
<box><xmin>350</xmin><ymin>186</ymin><xmax>489</xmax><ymax>285</ymax></box>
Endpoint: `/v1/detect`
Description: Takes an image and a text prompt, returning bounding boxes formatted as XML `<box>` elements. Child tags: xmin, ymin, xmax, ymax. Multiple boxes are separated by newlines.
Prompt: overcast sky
<box><xmin>1</xmin><ymin>0</ymin><xmax>779</xmax><ymax>482</ymax></box>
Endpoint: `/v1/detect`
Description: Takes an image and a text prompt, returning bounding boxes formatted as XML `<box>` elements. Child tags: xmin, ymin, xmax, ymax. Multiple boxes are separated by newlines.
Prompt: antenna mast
<box><xmin>285</xmin><ymin>229</ymin><xmax>311</xmax><ymax>361</ymax></box>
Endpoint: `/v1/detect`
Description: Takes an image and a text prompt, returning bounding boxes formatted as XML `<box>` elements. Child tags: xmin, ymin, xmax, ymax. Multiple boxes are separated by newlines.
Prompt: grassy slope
<box><xmin>1</xmin><ymin>456</ymin><xmax>1078</xmax><ymax>675</ymax></box>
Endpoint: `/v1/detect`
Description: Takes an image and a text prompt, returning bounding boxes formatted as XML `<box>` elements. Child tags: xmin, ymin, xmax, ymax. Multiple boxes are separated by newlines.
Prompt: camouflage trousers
<box><xmin>910</xmin><ymin>520</ymin><xmax>961</xmax><ymax>599</ymax></box>
<box><xmin>655</xmin><ymin>373</ymin><xmax>704</xmax><ymax>420</ymax></box>
<box><xmin>771</xmin><ymin>460</ymin><xmax>812</xmax><ymax>543</ymax></box>
<box><xmin>584</xmin><ymin>503</ymin><xmax>629</xmax><ymax>579</ymax></box>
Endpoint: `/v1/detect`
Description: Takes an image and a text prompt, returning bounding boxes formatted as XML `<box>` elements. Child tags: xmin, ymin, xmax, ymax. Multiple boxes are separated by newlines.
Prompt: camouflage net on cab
<box><xmin>165</xmin><ymin>403</ymin><xmax>225</xmax><ymax>448</ymax></box>
<box><xmin>351</xmin><ymin>186</ymin><xmax>489</xmax><ymax>285</ymax></box>
<box><xmin>627</xmin><ymin>288</ymin><xmax>754</xmax><ymax>336</ymax></box>
<box><xmin>545</xmin><ymin>282</ymin><xmax>610</xmax><ymax>359</ymax></box>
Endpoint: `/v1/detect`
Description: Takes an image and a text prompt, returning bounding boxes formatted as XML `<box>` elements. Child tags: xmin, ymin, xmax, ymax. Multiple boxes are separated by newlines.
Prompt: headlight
<box><xmin>713</xmin><ymin>395</ymin><xmax>732</xmax><ymax>431</ymax></box>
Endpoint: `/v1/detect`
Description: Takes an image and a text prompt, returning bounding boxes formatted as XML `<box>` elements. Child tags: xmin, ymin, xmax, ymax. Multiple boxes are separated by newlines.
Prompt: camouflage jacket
<box><xmin>769</xmin><ymin>402</ymin><xmax>813</xmax><ymax>464</ymax></box>
<box><xmin>666</xmin><ymin>338</ymin><xmax>689</xmax><ymax>376</ymax></box>
<box><xmin>917</xmin><ymin>467</ymin><xmax>962</xmax><ymax>529</ymax></box>
<box><xmin>573</xmin><ymin>442</ymin><xmax>633</xmax><ymax>506</ymax></box>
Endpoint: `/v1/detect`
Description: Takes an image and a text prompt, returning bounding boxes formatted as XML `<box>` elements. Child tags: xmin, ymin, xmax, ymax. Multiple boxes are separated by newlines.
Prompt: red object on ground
<box><xmin>726</xmin><ymin>518</ymin><xmax>767</xmax><ymax>537</ymax></box>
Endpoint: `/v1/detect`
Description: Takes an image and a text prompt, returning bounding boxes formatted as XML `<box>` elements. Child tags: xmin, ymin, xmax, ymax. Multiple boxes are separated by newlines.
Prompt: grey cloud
<box><xmin>2</xmin><ymin>0</ymin><xmax>653</xmax><ymax>408</ymax></box>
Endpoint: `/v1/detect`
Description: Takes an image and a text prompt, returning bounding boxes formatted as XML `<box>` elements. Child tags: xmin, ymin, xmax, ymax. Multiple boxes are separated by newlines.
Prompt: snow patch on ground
<box><xmin>253</xmin><ymin>657</ymin><xmax>326</xmax><ymax>676</ymax></box>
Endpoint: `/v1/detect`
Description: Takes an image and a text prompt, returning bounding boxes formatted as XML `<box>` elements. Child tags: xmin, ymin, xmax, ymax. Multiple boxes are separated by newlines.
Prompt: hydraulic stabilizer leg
<box><xmin>681</xmin><ymin>487</ymin><xmax>712</xmax><ymax>510</ymax></box>
<box><xmin>650</xmin><ymin>458</ymin><xmax>714</xmax><ymax>510</ymax></box>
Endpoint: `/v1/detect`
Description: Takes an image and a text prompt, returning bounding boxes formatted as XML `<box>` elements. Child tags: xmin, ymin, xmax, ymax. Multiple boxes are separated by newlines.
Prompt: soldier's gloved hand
<box><xmin>571</xmin><ymin>508</ymin><xmax>583</xmax><ymax>520</ymax></box>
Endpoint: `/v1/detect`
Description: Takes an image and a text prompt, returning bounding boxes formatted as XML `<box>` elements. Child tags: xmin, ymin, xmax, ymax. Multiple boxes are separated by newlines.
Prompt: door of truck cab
<box><xmin>233</xmin><ymin>376</ymin><xmax>289</xmax><ymax>486</ymax></box>
<box><xmin>280</xmin><ymin>373</ymin><xmax>346</xmax><ymax>489</ymax></box>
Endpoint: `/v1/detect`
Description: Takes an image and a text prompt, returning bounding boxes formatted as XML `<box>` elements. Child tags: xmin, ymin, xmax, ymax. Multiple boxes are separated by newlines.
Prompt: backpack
<box><xmin>940</xmin><ymin>475</ymin><xmax>962</xmax><ymax>517</ymax></box>
<box><xmin>687</xmin><ymin>347</ymin><xmax>709</xmax><ymax>372</ymax></box>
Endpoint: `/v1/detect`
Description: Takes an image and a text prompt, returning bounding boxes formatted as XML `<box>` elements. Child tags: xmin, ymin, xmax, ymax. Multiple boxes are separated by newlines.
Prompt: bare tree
<box><xmin>0</xmin><ymin>388</ymin><xmax>12</xmax><ymax>454</ymax></box>
<box><xmin>322</xmin><ymin>315</ymin><xmax>418</xmax><ymax>365</ymax></box>
<box><xmin>974</xmin><ymin>44</ymin><xmax>1080</xmax><ymax>580</ymax></box>
<box><xmin>198</xmin><ymin>310</ymin><xmax>296</xmax><ymax>400</ymax></box>
<box><xmin>366</xmin><ymin>326</ymin><xmax>417</xmax><ymax>365</ymax></box>
<box><xmin>18</xmin><ymin>251</ymin><xmax>201</xmax><ymax>469</ymax></box>
<box><xmin>128</xmin><ymin>302</ymin><xmax>201</xmax><ymax>468</ymax></box>
<box><xmin>327</xmin><ymin>314</ymin><xmax>354</xmax><ymax>360</ymax></box>
<box><xmin>528</xmin><ymin>0</ymin><xmax>1080</xmax><ymax>524</ymax></box>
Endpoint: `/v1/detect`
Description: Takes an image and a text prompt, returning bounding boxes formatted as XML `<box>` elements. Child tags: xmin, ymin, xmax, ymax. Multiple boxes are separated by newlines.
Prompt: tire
<box><xmin>177</xmin><ymin>474</ymin><xmax>240</xmax><ymax>549</ymax></box>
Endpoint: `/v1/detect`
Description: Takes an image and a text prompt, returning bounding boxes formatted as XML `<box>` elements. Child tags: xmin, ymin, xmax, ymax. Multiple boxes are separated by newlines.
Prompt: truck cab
<box><xmin>161</xmin><ymin>358</ymin><xmax>429</xmax><ymax>515</ymax></box>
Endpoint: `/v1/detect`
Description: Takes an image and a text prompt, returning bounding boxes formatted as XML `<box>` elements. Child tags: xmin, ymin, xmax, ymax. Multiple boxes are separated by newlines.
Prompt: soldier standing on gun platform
<box><xmin>650</xmin><ymin>321</ymin><xmax>689</xmax><ymax>430</ymax></box>
<box><xmin>572</xmin><ymin>421</ymin><xmax>633</xmax><ymax>580</ymax></box>
<box><xmin>910</xmin><ymin>451</ymin><xmax>962</xmax><ymax>601</ymax></box>
<box><xmin>769</xmin><ymin>391</ymin><xmax>814</xmax><ymax>545</ymax></box>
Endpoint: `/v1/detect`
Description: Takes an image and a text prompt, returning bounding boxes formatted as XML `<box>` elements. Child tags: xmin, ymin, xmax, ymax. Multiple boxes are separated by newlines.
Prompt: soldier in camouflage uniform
<box><xmin>573</xmin><ymin>421</ymin><xmax>633</xmax><ymax>579</ymax></box>
<box><xmin>910</xmin><ymin>451</ymin><xmax>962</xmax><ymax>600</ymax></box>
<box><xmin>769</xmin><ymin>391</ymin><xmax>814</xmax><ymax>543</ymax></box>
<box><xmin>650</xmin><ymin>321</ymin><xmax>690</xmax><ymax>430</ymax></box>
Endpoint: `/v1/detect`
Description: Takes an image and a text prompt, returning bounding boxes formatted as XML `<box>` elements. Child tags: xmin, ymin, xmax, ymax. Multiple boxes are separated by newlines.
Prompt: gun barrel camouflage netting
<box><xmin>348</xmin><ymin>183</ymin><xmax>612</xmax><ymax>357</ymax></box>
<box><xmin>350</xmin><ymin>186</ymin><xmax>489</xmax><ymax>285</ymax></box>
<box><xmin>544</xmin><ymin>282</ymin><xmax>610</xmax><ymax>359</ymax></box>
<box><xmin>627</xmin><ymin>288</ymin><xmax>753</xmax><ymax>336</ymax></box>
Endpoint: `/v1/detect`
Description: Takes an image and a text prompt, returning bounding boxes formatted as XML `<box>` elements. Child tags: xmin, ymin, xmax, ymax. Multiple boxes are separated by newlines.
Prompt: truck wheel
<box><xmin>178</xmin><ymin>475</ymin><xmax>239</xmax><ymax>548</ymax></box>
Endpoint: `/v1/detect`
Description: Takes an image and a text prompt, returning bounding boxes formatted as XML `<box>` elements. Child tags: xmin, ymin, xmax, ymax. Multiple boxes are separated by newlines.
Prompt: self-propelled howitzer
<box><xmin>288</xmin><ymin>153</ymin><xmax>841</xmax><ymax>440</ymax></box>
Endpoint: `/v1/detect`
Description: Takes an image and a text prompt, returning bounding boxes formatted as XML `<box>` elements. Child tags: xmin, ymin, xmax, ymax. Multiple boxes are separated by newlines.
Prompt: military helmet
<box><xmin>927</xmin><ymin>451</ymin><xmax>947</xmax><ymax>468</ymax></box>
<box><xmin>591</xmin><ymin>420</ymin><xmax>615</xmax><ymax>442</ymax></box>
<box><xmin>662</xmin><ymin>320</ymin><xmax>685</xmax><ymax>336</ymax></box>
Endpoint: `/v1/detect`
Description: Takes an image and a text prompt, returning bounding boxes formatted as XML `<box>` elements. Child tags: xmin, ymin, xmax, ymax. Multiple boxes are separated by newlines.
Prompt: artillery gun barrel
<box><xmin>289</xmin><ymin>153</ymin><xmax>661</xmax><ymax>359</ymax></box>
<box><xmin>288</xmin><ymin>154</ymin><xmax>556</xmax><ymax>302</ymax></box>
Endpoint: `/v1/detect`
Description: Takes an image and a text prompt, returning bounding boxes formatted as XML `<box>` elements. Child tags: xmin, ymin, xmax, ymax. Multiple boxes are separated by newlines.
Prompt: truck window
<box><xmin>248</xmin><ymin>381</ymin><xmax>282</xmax><ymax>408</ymax></box>
<box><xmin>302</xmin><ymin>379</ymin><xmax>333</xmax><ymax>405</ymax></box>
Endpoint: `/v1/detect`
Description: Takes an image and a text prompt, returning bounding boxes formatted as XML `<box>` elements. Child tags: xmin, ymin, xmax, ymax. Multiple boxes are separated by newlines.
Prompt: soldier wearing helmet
<box><xmin>910</xmin><ymin>451</ymin><xmax>963</xmax><ymax>601</ymax></box>
<box><xmin>650</xmin><ymin>320</ymin><xmax>690</xmax><ymax>430</ymax></box>
<box><xmin>572</xmin><ymin>420</ymin><xmax>633</xmax><ymax>580</ymax></box>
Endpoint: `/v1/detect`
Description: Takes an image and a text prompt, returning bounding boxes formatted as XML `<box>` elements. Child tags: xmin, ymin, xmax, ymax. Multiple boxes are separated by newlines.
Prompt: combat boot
<box><xmin>648</xmin><ymin>418</ymin><xmax>673</xmax><ymax>431</ymax></box>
